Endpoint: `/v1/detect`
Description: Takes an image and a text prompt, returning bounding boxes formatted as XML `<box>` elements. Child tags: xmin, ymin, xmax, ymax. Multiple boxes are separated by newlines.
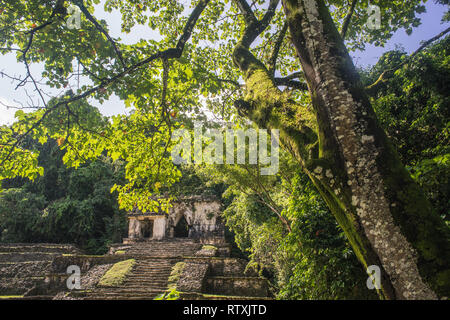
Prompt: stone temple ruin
<box><xmin>0</xmin><ymin>195</ymin><xmax>270</xmax><ymax>300</ymax></box>
<box><xmin>125</xmin><ymin>196</ymin><xmax>225</xmax><ymax>244</ymax></box>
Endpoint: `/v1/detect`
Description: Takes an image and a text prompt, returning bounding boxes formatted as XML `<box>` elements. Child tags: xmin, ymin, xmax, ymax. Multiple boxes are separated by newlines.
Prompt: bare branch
<box><xmin>268</xmin><ymin>22</ymin><xmax>288</xmax><ymax>76</ymax></box>
<box><xmin>75</xmin><ymin>0</ymin><xmax>126</xmax><ymax>69</ymax></box>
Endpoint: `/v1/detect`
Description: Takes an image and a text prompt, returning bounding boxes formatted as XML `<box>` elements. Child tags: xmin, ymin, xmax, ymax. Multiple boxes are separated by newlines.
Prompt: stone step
<box><xmin>0</xmin><ymin>261</ymin><xmax>51</xmax><ymax>278</ymax></box>
<box><xmin>134</xmin><ymin>266</ymin><xmax>173</xmax><ymax>269</ymax></box>
<box><xmin>83</xmin><ymin>295</ymin><xmax>159</xmax><ymax>300</ymax></box>
<box><xmin>121</xmin><ymin>285</ymin><xmax>167</xmax><ymax>289</ymax></box>
<box><xmin>134</xmin><ymin>266</ymin><xmax>174</xmax><ymax>269</ymax></box>
<box><xmin>122</xmin><ymin>284</ymin><xmax>167</xmax><ymax>288</ymax></box>
<box><xmin>129</xmin><ymin>252</ymin><xmax>197</xmax><ymax>254</ymax></box>
<box><xmin>126</xmin><ymin>275</ymin><xmax>170</xmax><ymax>279</ymax></box>
<box><xmin>135</xmin><ymin>261</ymin><xmax>174</xmax><ymax>264</ymax></box>
<box><xmin>112</xmin><ymin>240</ymin><xmax>202</xmax><ymax>257</ymax></box>
<box><xmin>126</xmin><ymin>279</ymin><xmax>168</xmax><ymax>283</ymax></box>
<box><xmin>128</xmin><ymin>248</ymin><xmax>198</xmax><ymax>250</ymax></box>
<box><xmin>124</xmin><ymin>284</ymin><xmax>168</xmax><ymax>287</ymax></box>
<box><xmin>0</xmin><ymin>277</ymin><xmax>46</xmax><ymax>295</ymax></box>
<box><xmin>133</xmin><ymin>268</ymin><xmax>174</xmax><ymax>271</ymax></box>
<box><xmin>128</xmin><ymin>274</ymin><xmax>170</xmax><ymax>277</ymax></box>
<box><xmin>125</xmin><ymin>278</ymin><xmax>169</xmax><ymax>283</ymax></box>
<box><xmin>131</xmin><ymin>268</ymin><xmax>172</xmax><ymax>272</ymax></box>
<box><xmin>180</xmin><ymin>292</ymin><xmax>273</xmax><ymax>300</ymax></box>
<box><xmin>131</xmin><ymin>268</ymin><xmax>171</xmax><ymax>271</ymax></box>
<box><xmin>204</xmin><ymin>276</ymin><xmax>269</xmax><ymax>298</ymax></box>
<box><xmin>129</xmin><ymin>246</ymin><xmax>199</xmax><ymax>248</ymax></box>
<box><xmin>119</xmin><ymin>287</ymin><xmax>167</xmax><ymax>291</ymax></box>
<box><xmin>0</xmin><ymin>252</ymin><xmax>62</xmax><ymax>263</ymax></box>
<box><xmin>129</xmin><ymin>271</ymin><xmax>171</xmax><ymax>275</ymax></box>
<box><xmin>130</xmin><ymin>271</ymin><xmax>171</xmax><ymax>275</ymax></box>
<box><xmin>135</xmin><ymin>262</ymin><xmax>175</xmax><ymax>265</ymax></box>
<box><xmin>93</xmin><ymin>289</ymin><xmax>166</xmax><ymax>294</ymax></box>
<box><xmin>82</xmin><ymin>291</ymin><xmax>162</xmax><ymax>296</ymax></box>
<box><xmin>0</xmin><ymin>244</ymin><xmax>80</xmax><ymax>254</ymax></box>
<box><xmin>124</xmin><ymin>277</ymin><xmax>168</xmax><ymax>281</ymax></box>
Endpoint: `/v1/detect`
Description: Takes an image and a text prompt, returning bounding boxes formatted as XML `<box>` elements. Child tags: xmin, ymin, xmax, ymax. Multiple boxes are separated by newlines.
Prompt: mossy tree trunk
<box><xmin>232</xmin><ymin>0</ymin><xmax>450</xmax><ymax>299</ymax></box>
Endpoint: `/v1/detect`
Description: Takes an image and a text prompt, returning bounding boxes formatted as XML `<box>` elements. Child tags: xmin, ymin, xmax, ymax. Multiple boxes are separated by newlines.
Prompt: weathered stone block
<box><xmin>204</xmin><ymin>276</ymin><xmax>268</xmax><ymax>297</ymax></box>
<box><xmin>177</xmin><ymin>262</ymin><xmax>209</xmax><ymax>293</ymax></box>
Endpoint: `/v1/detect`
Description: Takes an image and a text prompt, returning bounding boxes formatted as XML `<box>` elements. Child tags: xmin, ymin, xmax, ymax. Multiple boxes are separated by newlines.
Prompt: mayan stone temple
<box><xmin>0</xmin><ymin>195</ymin><xmax>270</xmax><ymax>300</ymax></box>
<box><xmin>125</xmin><ymin>196</ymin><xmax>226</xmax><ymax>244</ymax></box>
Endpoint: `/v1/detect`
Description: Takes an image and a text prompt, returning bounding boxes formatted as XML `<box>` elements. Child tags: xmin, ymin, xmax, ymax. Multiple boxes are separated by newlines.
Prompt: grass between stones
<box><xmin>98</xmin><ymin>259</ymin><xmax>136</xmax><ymax>287</ymax></box>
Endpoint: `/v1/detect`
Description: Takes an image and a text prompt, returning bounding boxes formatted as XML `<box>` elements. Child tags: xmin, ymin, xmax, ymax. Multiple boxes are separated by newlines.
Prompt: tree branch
<box><xmin>274</xmin><ymin>76</ymin><xmax>308</xmax><ymax>90</ymax></box>
<box><xmin>75</xmin><ymin>0</ymin><xmax>126</xmax><ymax>69</ymax></box>
<box><xmin>340</xmin><ymin>0</ymin><xmax>358</xmax><ymax>40</ymax></box>
<box><xmin>234</xmin><ymin>0</ymin><xmax>258</xmax><ymax>25</ymax></box>
<box><xmin>268</xmin><ymin>21</ymin><xmax>288</xmax><ymax>76</ymax></box>
<box><xmin>234</xmin><ymin>0</ymin><xmax>279</xmax><ymax>47</ymax></box>
<box><xmin>232</xmin><ymin>0</ymin><xmax>317</xmax><ymax>163</ymax></box>
<box><xmin>0</xmin><ymin>0</ymin><xmax>211</xmax><ymax>166</ymax></box>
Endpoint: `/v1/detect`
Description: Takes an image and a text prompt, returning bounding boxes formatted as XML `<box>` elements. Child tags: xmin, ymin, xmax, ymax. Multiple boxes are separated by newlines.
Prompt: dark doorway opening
<box><xmin>174</xmin><ymin>216</ymin><xmax>189</xmax><ymax>238</ymax></box>
<box><xmin>141</xmin><ymin>220</ymin><xmax>153</xmax><ymax>238</ymax></box>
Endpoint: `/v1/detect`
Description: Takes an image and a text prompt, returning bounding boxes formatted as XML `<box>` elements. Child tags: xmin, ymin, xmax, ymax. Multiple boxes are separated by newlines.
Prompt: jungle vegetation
<box><xmin>0</xmin><ymin>0</ymin><xmax>449</xmax><ymax>299</ymax></box>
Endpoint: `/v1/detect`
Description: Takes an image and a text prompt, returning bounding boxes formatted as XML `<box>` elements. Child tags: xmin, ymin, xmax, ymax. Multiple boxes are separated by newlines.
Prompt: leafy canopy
<box><xmin>0</xmin><ymin>0</ymin><xmax>443</xmax><ymax>211</ymax></box>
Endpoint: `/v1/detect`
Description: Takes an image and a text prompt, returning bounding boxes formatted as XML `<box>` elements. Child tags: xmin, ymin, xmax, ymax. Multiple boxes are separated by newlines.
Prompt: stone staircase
<box><xmin>77</xmin><ymin>239</ymin><xmax>202</xmax><ymax>300</ymax></box>
<box><xmin>0</xmin><ymin>239</ymin><xmax>271</xmax><ymax>300</ymax></box>
<box><xmin>74</xmin><ymin>239</ymin><xmax>272</xmax><ymax>300</ymax></box>
<box><xmin>78</xmin><ymin>258</ymin><xmax>177</xmax><ymax>300</ymax></box>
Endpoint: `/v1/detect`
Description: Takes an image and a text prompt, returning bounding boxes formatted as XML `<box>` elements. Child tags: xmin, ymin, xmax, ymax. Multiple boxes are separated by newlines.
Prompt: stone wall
<box><xmin>204</xmin><ymin>277</ymin><xmax>269</xmax><ymax>297</ymax></box>
<box><xmin>0</xmin><ymin>244</ymin><xmax>81</xmax><ymax>296</ymax></box>
<box><xmin>177</xmin><ymin>262</ymin><xmax>210</xmax><ymax>293</ymax></box>
<box><xmin>175</xmin><ymin>254</ymin><xmax>269</xmax><ymax>298</ymax></box>
<box><xmin>168</xmin><ymin>196</ymin><xmax>224</xmax><ymax>243</ymax></box>
<box><xmin>126</xmin><ymin>196</ymin><xmax>226</xmax><ymax>243</ymax></box>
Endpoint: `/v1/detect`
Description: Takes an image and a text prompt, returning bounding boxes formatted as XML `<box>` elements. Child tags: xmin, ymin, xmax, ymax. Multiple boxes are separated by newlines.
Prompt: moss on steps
<box><xmin>98</xmin><ymin>259</ymin><xmax>136</xmax><ymax>287</ymax></box>
<box><xmin>167</xmin><ymin>262</ymin><xmax>186</xmax><ymax>290</ymax></box>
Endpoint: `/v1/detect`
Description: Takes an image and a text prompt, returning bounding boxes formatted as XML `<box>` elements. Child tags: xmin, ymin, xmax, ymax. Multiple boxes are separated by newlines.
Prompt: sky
<box><xmin>0</xmin><ymin>1</ymin><xmax>448</xmax><ymax>126</ymax></box>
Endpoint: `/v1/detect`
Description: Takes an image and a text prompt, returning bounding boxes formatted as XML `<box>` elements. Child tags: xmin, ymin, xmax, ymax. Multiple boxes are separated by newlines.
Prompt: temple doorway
<box><xmin>141</xmin><ymin>219</ymin><xmax>154</xmax><ymax>239</ymax></box>
<box><xmin>174</xmin><ymin>215</ymin><xmax>189</xmax><ymax>238</ymax></box>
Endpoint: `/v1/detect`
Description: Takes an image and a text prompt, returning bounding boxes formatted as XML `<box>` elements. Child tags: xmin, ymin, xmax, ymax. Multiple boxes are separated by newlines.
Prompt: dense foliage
<box><xmin>0</xmin><ymin>138</ymin><xmax>127</xmax><ymax>254</ymax></box>
<box><xmin>218</xmin><ymin>168</ymin><xmax>377</xmax><ymax>299</ymax></box>
<box><xmin>363</xmin><ymin>37</ymin><xmax>450</xmax><ymax>223</ymax></box>
<box><xmin>192</xmin><ymin>38</ymin><xmax>450</xmax><ymax>299</ymax></box>
<box><xmin>0</xmin><ymin>0</ymin><xmax>449</xmax><ymax>299</ymax></box>
<box><xmin>0</xmin><ymin>0</ymin><xmax>433</xmax><ymax>211</ymax></box>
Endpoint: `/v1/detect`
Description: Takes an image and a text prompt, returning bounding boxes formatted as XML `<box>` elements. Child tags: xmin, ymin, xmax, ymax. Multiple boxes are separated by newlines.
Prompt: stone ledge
<box><xmin>177</xmin><ymin>262</ymin><xmax>210</xmax><ymax>292</ymax></box>
<box><xmin>204</xmin><ymin>276</ymin><xmax>269</xmax><ymax>297</ymax></box>
<box><xmin>178</xmin><ymin>292</ymin><xmax>273</xmax><ymax>300</ymax></box>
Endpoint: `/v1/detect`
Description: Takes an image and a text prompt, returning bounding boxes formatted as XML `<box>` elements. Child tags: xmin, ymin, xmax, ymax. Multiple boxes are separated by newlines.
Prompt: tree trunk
<box><xmin>233</xmin><ymin>0</ymin><xmax>450</xmax><ymax>299</ymax></box>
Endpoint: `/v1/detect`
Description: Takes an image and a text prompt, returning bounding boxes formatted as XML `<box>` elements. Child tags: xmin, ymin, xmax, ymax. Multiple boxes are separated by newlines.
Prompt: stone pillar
<box><xmin>153</xmin><ymin>216</ymin><xmax>167</xmax><ymax>240</ymax></box>
<box><xmin>128</xmin><ymin>218</ymin><xmax>142</xmax><ymax>239</ymax></box>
